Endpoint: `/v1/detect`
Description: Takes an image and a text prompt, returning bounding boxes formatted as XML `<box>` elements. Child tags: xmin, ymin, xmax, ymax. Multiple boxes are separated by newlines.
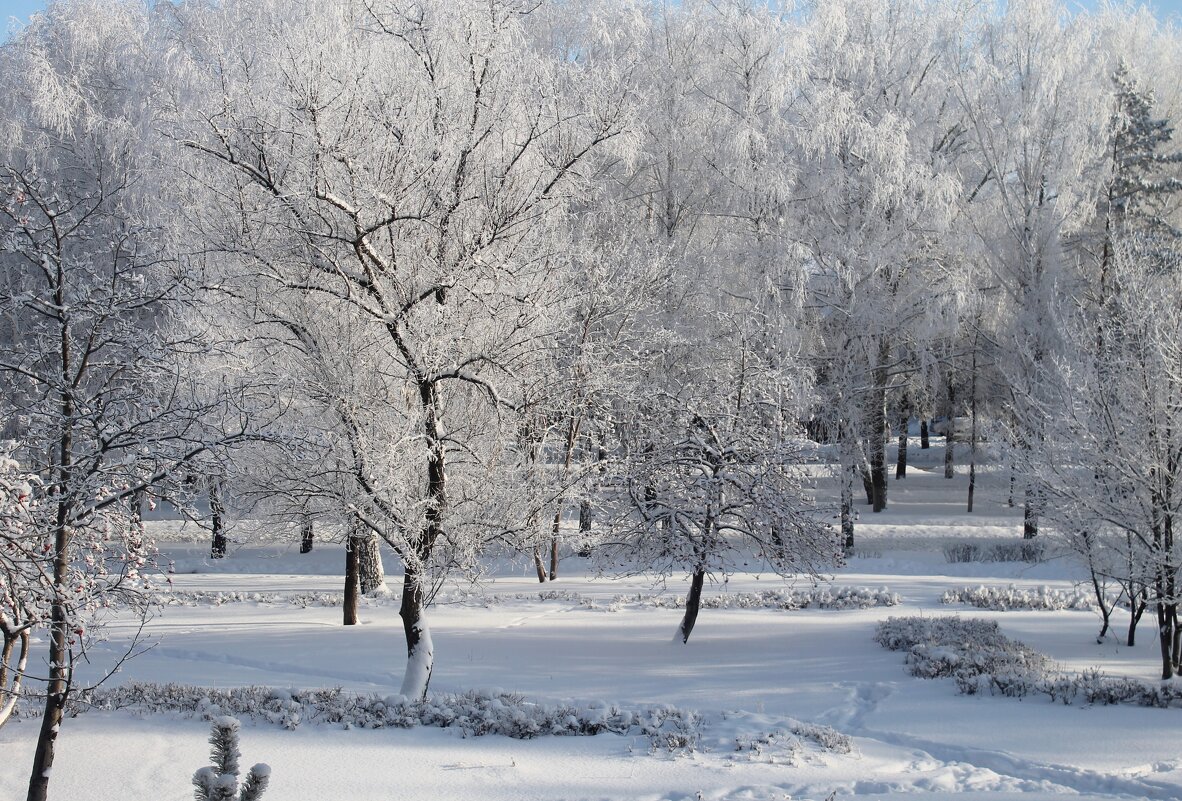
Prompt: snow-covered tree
<box><xmin>1040</xmin><ymin>233</ymin><xmax>1181</xmax><ymax>678</ymax></box>
<box><xmin>0</xmin><ymin>6</ymin><xmax>253</xmax><ymax>798</ymax></box>
<box><xmin>167</xmin><ymin>0</ymin><xmax>631</xmax><ymax>699</ymax></box>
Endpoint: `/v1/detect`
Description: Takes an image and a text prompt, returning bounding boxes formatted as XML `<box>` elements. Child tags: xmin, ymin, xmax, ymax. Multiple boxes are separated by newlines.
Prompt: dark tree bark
<box><xmin>895</xmin><ymin>410</ymin><xmax>908</xmax><ymax>480</ymax></box>
<box><xmin>859</xmin><ymin>462</ymin><xmax>874</xmax><ymax>505</ymax></box>
<box><xmin>868</xmin><ymin>359</ymin><xmax>888</xmax><ymax>512</ymax></box>
<box><xmin>967</xmin><ymin>338</ymin><xmax>980</xmax><ymax>513</ymax></box>
<box><xmin>1127</xmin><ymin>589</ymin><xmax>1146</xmax><ymax>647</ymax></box>
<box><xmin>677</xmin><ymin>567</ymin><xmax>707</xmax><ymax>644</ymax></box>
<box><xmin>840</xmin><ymin>465</ymin><xmax>855</xmax><ymax>553</ymax></box>
<box><xmin>209</xmin><ymin>482</ymin><xmax>227</xmax><ymax>559</ymax></box>
<box><xmin>1023</xmin><ymin>484</ymin><xmax>1039</xmax><ymax>539</ymax></box>
<box><xmin>343</xmin><ymin>538</ymin><xmax>359</xmax><ymax>627</ymax></box>
<box><xmin>1156</xmin><ymin>597</ymin><xmax>1174</xmax><ymax>680</ymax></box>
<box><xmin>299</xmin><ymin>519</ymin><xmax>314</xmax><ymax>553</ymax></box>
<box><xmin>356</xmin><ymin>531</ymin><xmax>386</xmax><ymax>595</ymax></box>
<box><xmin>920</xmin><ymin>419</ymin><xmax>930</xmax><ymax>449</ymax></box>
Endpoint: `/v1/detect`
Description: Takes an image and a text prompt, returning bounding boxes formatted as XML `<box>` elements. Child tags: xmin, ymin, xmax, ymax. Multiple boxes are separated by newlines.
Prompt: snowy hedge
<box><xmin>82</xmin><ymin>683</ymin><xmax>703</xmax><ymax>748</ymax></box>
<box><xmin>943</xmin><ymin>541</ymin><xmax>1044</xmax><ymax>564</ymax></box>
<box><xmin>600</xmin><ymin>586</ymin><xmax>900</xmax><ymax>612</ymax></box>
<box><xmin>940</xmin><ymin>585</ymin><xmax>1096</xmax><ymax>611</ymax></box>
<box><xmin>152</xmin><ymin>586</ymin><xmax>897</xmax><ymax>612</ymax></box>
<box><xmin>875</xmin><ymin>617</ymin><xmax>1182</xmax><ymax>708</ymax></box>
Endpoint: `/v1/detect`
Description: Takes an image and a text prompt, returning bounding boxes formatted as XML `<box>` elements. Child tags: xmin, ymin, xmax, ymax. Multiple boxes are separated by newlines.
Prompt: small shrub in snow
<box><xmin>193</xmin><ymin>716</ymin><xmax>270</xmax><ymax>801</ymax></box>
<box><xmin>787</xmin><ymin>720</ymin><xmax>853</xmax><ymax>755</ymax></box>
<box><xmin>940</xmin><ymin>585</ymin><xmax>1096</xmax><ymax>611</ymax></box>
<box><xmin>875</xmin><ymin>617</ymin><xmax>1182</xmax><ymax>708</ymax></box>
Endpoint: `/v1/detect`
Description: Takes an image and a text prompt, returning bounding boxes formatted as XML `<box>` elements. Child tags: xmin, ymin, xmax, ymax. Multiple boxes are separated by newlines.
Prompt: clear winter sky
<box><xmin>1</xmin><ymin>0</ymin><xmax>1181</xmax><ymax>38</ymax></box>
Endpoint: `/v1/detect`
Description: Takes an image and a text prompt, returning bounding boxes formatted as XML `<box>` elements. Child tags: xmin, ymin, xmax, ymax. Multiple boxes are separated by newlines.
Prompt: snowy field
<box><xmin>2</xmin><ymin>462</ymin><xmax>1180</xmax><ymax>801</ymax></box>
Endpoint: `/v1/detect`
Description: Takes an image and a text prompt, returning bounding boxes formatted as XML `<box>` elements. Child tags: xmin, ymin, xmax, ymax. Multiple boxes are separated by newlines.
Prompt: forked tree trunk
<box><xmin>343</xmin><ymin>539</ymin><xmax>359</xmax><ymax>626</ymax></box>
<box><xmin>676</xmin><ymin>567</ymin><xmax>707</xmax><ymax>644</ymax></box>
<box><xmin>0</xmin><ymin>624</ymin><xmax>29</xmax><ymax>729</ymax></box>
<box><xmin>1128</xmin><ymin>588</ymin><xmax>1146</xmax><ymax>647</ymax></box>
<box><xmin>299</xmin><ymin>519</ymin><xmax>314</xmax><ymax>553</ymax></box>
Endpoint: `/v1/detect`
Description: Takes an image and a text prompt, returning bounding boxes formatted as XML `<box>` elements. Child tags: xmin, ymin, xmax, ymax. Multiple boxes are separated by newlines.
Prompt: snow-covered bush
<box><xmin>943</xmin><ymin>541</ymin><xmax>1044</xmax><ymax>564</ymax></box>
<box><xmin>85</xmin><ymin>683</ymin><xmax>703</xmax><ymax>750</ymax></box>
<box><xmin>193</xmin><ymin>716</ymin><xmax>270</xmax><ymax>801</ymax></box>
<box><xmin>940</xmin><ymin>585</ymin><xmax>1096</xmax><ymax>611</ymax></box>
<box><xmin>599</xmin><ymin>586</ymin><xmax>899</xmax><ymax>612</ymax></box>
<box><xmin>875</xmin><ymin>617</ymin><xmax>1182</xmax><ymax>707</ymax></box>
<box><xmin>876</xmin><ymin>617</ymin><xmax>1053</xmax><ymax>696</ymax></box>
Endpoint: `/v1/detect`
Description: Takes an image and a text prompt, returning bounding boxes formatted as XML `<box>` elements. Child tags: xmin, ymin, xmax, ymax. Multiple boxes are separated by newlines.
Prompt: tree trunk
<box><xmin>967</xmin><ymin>340</ymin><xmax>979</xmax><ymax>513</ymax></box>
<box><xmin>28</xmin><ymin>264</ymin><xmax>75</xmax><ymax>801</ymax></box>
<box><xmin>0</xmin><ymin>625</ymin><xmax>29</xmax><ymax>729</ymax></box>
<box><xmin>548</xmin><ymin>506</ymin><xmax>562</xmax><ymax>581</ymax></box>
<box><xmin>1156</xmin><ymin>597</ymin><xmax>1174</xmax><ymax>680</ymax></box>
<box><xmin>343</xmin><ymin>538</ymin><xmax>359</xmax><ymax>626</ymax></box>
<box><xmin>895</xmin><ymin>411</ymin><xmax>908</xmax><ymax>480</ymax></box>
<box><xmin>397</xmin><ymin>378</ymin><xmax>445</xmax><ymax>700</ymax></box>
<box><xmin>579</xmin><ymin>500</ymin><xmax>591</xmax><ymax>534</ymax></box>
<box><xmin>399</xmin><ymin>563</ymin><xmax>433</xmax><ymax>699</ymax></box>
<box><xmin>1023</xmin><ymin>484</ymin><xmax>1039</xmax><ymax>539</ymax></box>
<box><xmin>920</xmin><ymin>419</ymin><xmax>930</xmax><ymax>449</ymax></box>
<box><xmin>676</xmin><ymin>567</ymin><xmax>706</xmax><ymax>644</ymax></box>
<box><xmin>859</xmin><ymin>462</ymin><xmax>874</xmax><ymax>505</ymax></box>
<box><xmin>840</xmin><ymin>464</ymin><xmax>855</xmax><ymax>553</ymax></box>
<box><xmin>356</xmin><ymin>531</ymin><xmax>387</xmax><ymax>595</ymax></box>
<box><xmin>28</xmin><ymin>509</ymin><xmax>73</xmax><ymax>801</ymax></box>
<box><xmin>210</xmin><ymin>482</ymin><xmax>227</xmax><ymax>559</ymax></box>
<box><xmin>944</xmin><ymin>380</ymin><xmax>955</xmax><ymax>479</ymax></box>
<box><xmin>299</xmin><ymin>519</ymin><xmax>314</xmax><ymax>553</ymax></box>
<box><xmin>532</xmin><ymin>546</ymin><xmax>547</xmax><ymax>582</ymax></box>
<box><xmin>868</xmin><ymin>357</ymin><xmax>888</xmax><ymax>511</ymax></box>
<box><xmin>1124</xmin><ymin>582</ymin><xmax>1147</xmax><ymax>646</ymax></box>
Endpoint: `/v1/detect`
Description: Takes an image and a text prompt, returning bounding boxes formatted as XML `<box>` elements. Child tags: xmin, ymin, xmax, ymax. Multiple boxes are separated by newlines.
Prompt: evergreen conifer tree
<box><xmin>193</xmin><ymin>716</ymin><xmax>270</xmax><ymax>801</ymax></box>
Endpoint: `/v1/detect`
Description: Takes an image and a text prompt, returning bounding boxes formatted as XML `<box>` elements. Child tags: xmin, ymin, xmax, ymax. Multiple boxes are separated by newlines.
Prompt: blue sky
<box><xmin>2</xmin><ymin>0</ymin><xmax>1181</xmax><ymax>37</ymax></box>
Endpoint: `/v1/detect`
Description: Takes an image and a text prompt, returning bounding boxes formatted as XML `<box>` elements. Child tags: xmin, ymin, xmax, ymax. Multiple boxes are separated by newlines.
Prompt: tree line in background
<box><xmin>0</xmin><ymin>1</ymin><xmax>1180</xmax><ymax>798</ymax></box>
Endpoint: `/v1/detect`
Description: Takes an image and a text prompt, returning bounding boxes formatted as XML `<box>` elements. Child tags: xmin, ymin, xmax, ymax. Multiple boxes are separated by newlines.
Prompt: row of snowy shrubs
<box><xmin>83</xmin><ymin>683</ymin><xmax>704</xmax><ymax>749</ymax></box>
<box><xmin>153</xmin><ymin>585</ymin><xmax>898</xmax><ymax>612</ymax></box>
<box><xmin>875</xmin><ymin>617</ymin><xmax>1182</xmax><ymax>707</ymax></box>
<box><xmin>613</xmin><ymin>586</ymin><xmax>900</xmax><ymax>612</ymax></box>
<box><xmin>943</xmin><ymin>541</ymin><xmax>1044</xmax><ymax>564</ymax></box>
<box><xmin>940</xmin><ymin>585</ymin><xmax>1096</xmax><ymax>611</ymax></box>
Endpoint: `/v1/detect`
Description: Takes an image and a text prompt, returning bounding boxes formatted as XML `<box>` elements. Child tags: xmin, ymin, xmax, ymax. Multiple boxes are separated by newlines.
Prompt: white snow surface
<box><xmin>2</xmin><ymin>467</ymin><xmax>1180</xmax><ymax>801</ymax></box>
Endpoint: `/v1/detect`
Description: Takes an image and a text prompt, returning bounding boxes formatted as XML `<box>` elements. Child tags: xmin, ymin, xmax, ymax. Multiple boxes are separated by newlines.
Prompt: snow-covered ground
<box><xmin>2</xmin><ymin>463</ymin><xmax>1180</xmax><ymax>801</ymax></box>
